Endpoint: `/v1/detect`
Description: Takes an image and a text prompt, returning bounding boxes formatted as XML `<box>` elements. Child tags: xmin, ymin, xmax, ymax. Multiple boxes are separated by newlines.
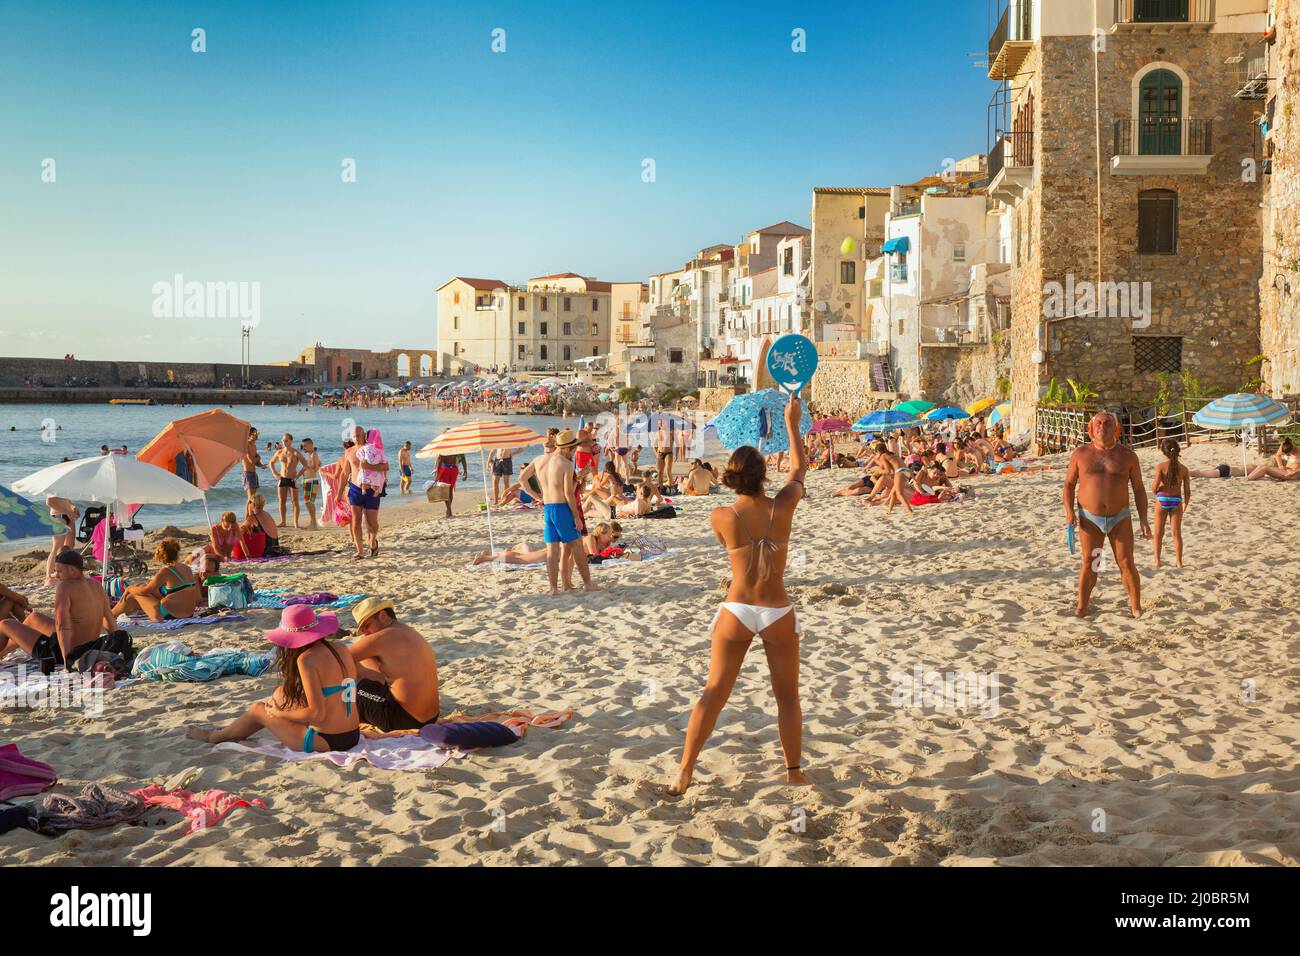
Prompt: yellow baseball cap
<box><xmin>352</xmin><ymin>597</ymin><xmax>395</xmax><ymax>629</ymax></box>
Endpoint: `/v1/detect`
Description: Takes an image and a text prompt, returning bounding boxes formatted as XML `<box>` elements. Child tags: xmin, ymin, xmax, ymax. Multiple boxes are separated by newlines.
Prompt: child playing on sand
<box><xmin>1151</xmin><ymin>438</ymin><xmax>1190</xmax><ymax>569</ymax></box>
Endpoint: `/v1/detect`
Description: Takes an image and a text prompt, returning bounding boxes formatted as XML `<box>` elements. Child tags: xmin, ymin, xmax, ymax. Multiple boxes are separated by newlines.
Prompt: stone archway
<box><xmin>419</xmin><ymin>354</ymin><xmax>433</xmax><ymax>377</ymax></box>
<box><xmin>396</xmin><ymin>353</ymin><xmax>411</xmax><ymax>377</ymax></box>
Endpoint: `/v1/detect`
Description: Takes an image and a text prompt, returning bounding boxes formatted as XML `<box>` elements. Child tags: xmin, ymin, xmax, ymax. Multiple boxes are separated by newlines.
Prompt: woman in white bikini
<box><xmin>668</xmin><ymin>394</ymin><xmax>808</xmax><ymax>795</ymax></box>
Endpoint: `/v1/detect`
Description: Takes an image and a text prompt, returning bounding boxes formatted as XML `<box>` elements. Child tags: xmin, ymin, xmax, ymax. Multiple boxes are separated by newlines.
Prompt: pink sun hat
<box><xmin>264</xmin><ymin>605</ymin><xmax>340</xmax><ymax>649</ymax></box>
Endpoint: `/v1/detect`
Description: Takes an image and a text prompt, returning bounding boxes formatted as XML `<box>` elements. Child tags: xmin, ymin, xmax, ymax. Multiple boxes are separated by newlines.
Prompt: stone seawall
<box><xmin>0</xmin><ymin>356</ymin><xmax>310</xmax><ymax>390</ymax></box>
<box><xmin>0</xmin><ymin>387</ymin><xmax>300</xmax><ymax>406</ymax></box>
<box><xmin>808</xmin><ymin>359</ymin><xmax>897</xmax><ymax>419</ymax></box>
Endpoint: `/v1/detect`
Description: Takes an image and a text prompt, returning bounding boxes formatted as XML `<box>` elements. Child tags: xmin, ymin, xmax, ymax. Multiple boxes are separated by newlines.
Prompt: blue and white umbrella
<box><xmin>1194</xmin><ymin>393</ymin><xmax>1292</xmax><ymax>473</ymax></box>
<box><xmin>0</xmin><ymin>485</ymin><xmax>64</xmax><ymax>543</ymax></box>
<box><xmin>1192</xmin><ymin>392</ymin><xmax>1291</xmax><ymax>430</ymax></box>
<box><xmin>851</xmin><ymin>410</ymin><xmax>919</xmax><ymax>433</ymax></box>
<box><xmin>706</xmin><ymin>388</ymin><xmax>812</xmax><ymax>455</ymax></box>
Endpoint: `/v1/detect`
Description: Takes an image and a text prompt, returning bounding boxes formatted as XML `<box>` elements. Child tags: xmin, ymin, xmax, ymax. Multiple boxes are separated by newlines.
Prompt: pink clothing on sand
<box><xmin>130</xmin><ymin>785</ymin><xmax>268</xmax><ymax>833</ymax></box>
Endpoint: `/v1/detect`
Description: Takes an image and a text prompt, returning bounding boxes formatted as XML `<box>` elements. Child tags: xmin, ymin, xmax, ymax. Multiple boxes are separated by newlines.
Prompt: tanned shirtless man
<box><xmin>536</xmin><ymin>429</ymin><xmax>602</xmax><ymax>597</ymax></box>
<box><xmin>347</xmin><ymin>597</ymin><xmax>441</xmax><ymax>731</ymax></box>
<box><xmin>1062</xmin><ymin>412</ymin><xmax>1151</xmax><ymax>618</ymax></box>
<box><xmin>270</xmin><ymin>433</ymin><xmax>305</xmax><ymax>528</ymax></box>
<box><xmin>0</xmin><ymin>550</ymin><xmax>118</xmax><ymax>671</ymax></box>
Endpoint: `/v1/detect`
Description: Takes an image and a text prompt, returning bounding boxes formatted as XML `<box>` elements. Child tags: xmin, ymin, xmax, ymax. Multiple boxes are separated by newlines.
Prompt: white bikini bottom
<box><xmin>712</xmin><ymin>602</ymin><xmax>794</xmax><ymax>636</ymax></box>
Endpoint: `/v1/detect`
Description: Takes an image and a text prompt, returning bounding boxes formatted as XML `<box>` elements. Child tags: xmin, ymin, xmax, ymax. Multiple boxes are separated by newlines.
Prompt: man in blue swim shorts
<box><xmin>535</xmin><ymin>428</ymin><xmax>601</xmax><ymax>597</ymax></box>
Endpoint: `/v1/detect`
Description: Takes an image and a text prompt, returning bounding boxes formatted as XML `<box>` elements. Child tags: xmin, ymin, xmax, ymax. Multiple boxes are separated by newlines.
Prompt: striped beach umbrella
<box><xmin>988</xmin><ymin>402</ymin><xmax>1012</xmax><ymax>427</ymax></box>
<box><xmin>415</xmin><ymin>421</ymin><xmax>546</xmax><ymax>553</ymax></box>
<box><xmin>965</xmin><ymin>397</ymin><xmax>999</xmax><ymax>416</ymax></box>
<box><xmin>851</xmin><ymin>410</ymin><xmax>919</xmax><ymax>433</ymax></box>
<box><xmin>1193</xmin><ymin>393</ymin><xmax>1292</xmax><ymax>474</ymax></box>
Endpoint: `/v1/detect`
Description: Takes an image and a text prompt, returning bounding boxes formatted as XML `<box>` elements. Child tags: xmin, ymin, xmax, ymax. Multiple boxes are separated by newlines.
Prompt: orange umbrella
<box><xmin>137</xmin><ymin>408</ymin><xmax>251</xmax><ymax>490</ymax></box>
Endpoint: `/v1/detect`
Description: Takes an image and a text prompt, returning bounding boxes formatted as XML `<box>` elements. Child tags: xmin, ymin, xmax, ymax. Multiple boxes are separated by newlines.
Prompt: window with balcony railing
<box><xmin>1114</xmin><ymin>0</ymin><xmax>1214</xmax><ymax>25</ymax></box>
<box><xmin>1114</xmin><ymin>115</ymin><xmax>1213</xmax><ymax>156</ymax></box>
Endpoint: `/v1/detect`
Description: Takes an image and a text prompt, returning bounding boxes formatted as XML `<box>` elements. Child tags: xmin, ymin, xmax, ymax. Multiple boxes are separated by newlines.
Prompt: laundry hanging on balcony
<box><xmin>882</xmin><ymin>236</ymin><xmax>910</xmax><ymax>255</ymax></box>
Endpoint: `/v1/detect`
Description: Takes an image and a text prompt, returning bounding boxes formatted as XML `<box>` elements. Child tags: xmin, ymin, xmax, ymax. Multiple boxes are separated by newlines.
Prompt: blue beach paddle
<box><xmin>766</xmin><ymin>333</ymin><xmax>818</xmax><ymax>397</ymax></box>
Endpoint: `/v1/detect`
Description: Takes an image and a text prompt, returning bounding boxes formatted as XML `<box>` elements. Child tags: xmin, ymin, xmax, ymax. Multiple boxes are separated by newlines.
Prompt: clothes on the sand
<box><xmin>36</xmin><ymin>783</ymin><xmax>146</xmax><ymax>836</ymax></box>
<box><xmin>31</xmin><ymin>634</ymin><xmax>104</xmax><ymax>673</ymax></box>
<box><xmin>356</xmin><ymin>679</ymin><xmax>434</xmax><ymax>732</ymax></box>
<box><xmin>347</xmin><ymin>482</ymin><xmax>381</xmax><ymax>510</ymax></box>
<box><xmin>440</xmin><ymin>709</ymin><xmax>574</xmax><ymax>740</ymax></box>
<box><xmin>132</xmin><ymin>645</ymin><xmax>272</xmax><ymax>682</ymax></box>
<box><xmin>251</xmin><ymin>590</ymin><xmax>366</xmax><ymax>610</ymax></box>
<box><xmin>0</xmin><ymin>743</ymin><xmax>58</xmax><ymax>801</ymax></box>
<box><xmin>419</xmin><ymin>720</ymin><xmax>517</xmax><ymax>749</ymax></box>
<box><xmin>0</xmin><ymin>803</ymin><xmax>34</xmax><ymax>835</ymax></box>
<box><xmin>908</xmin><ymin>492</ymin><xmax>943</xmax><ymax>506</ymax></box>
<box><xmin>542</xmin><ymin>503</ymin><xmax>581</xmax><ymax>543</ymax></box>
<box><xmin>130</xmin><ymin>785</ymin><xmax>268</xmax><ymax>834</ymax></box>
<box><xmin>123</xmin><ymin>612</ymin><xmax>250</xmax><ymax>632</ymax></box>
<box><xmin>282</xmin><ymin>591</ymin><xmax>340</xmax><ymax>606</ymax></box>
<box><xmin>215</xmin><ymin>735</ymin><xmax>458</xmax><ymax>771</ymax></box>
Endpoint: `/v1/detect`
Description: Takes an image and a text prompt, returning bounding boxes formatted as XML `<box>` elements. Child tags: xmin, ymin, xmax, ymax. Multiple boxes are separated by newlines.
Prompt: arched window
<box><xmin>1138</xmin><ymin>69</ymin><xmax>1182</xmax><ymax>155</ymax></box>
<box><xmin>396</xmin><ymin>354</ymin><xmax>410</xmax><ymax>377</ymax></box>
<box><xmin>1138</xmin><ymin>189</ymin><xmax>1178</xmax><ymax>255</ymax></box>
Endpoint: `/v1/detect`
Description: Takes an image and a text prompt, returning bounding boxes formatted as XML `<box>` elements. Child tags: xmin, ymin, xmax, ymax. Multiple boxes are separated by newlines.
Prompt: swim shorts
<box><xmin>278</xmin><ymin>477</ymin><xmax>296</xmax><ymax>489</ymax></box>
<box><xmin>1216</xmin><ymin>463</ymin><xmax>1231</xmax><ymax>478</ymax></box>
<box><xmin>32</xmin><ymin>634</ymin><xmax>105</xmax><ymax>675</ymax></box>
<box><xmin>302</xmin><ymin>478</ymin><xmax>320</xmax><ymax>502</ymax></box>
<box><xmin>400</xmin><ymin>464</ymin><xmax>413</xmax><ymax>479</ymax></box>
<box><xmin>491</xmin><ymin>458</ymin><xmax>512</xmax><ymax>477</ymax></box>
<box><xmin>347</xmin><ymin>483</ymin><xmax>381</xmax><ymax>511</ymax></box>
<box><xmin>543</xmin><ymin>503</ymin><xmax>581</xmax><ymax>544</ymax></box>
<box><xmin>356</xmin><ymin>679</ymin><xmax>435</xmax><ymax>732</ymax></box>
<box><xmin>242</xmin><ymin>470</ymin><xmax>258</xmax><ymax>492</ymax></box>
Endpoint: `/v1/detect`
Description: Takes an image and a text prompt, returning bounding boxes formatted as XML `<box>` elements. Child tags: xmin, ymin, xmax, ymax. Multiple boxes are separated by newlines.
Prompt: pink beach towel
<box><xmin>0</xmin><ymin>743</ymin><xmax>58</xmax><ymax>800</ymax></box>
<box><xmin>130</xmin><ymin>785</ymin><xmax>267</xmax><ymax>834</ymax></box>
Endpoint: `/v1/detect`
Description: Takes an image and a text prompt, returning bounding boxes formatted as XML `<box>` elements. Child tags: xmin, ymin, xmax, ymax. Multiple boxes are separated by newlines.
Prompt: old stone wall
<box><xmin>1011</xmin><ymin>32</ymin><xmax>1266</xmax><ymax>430</ymax></box>
<box><xmin>808</xmin><ymin>358</ymin><xmax>897</xmax><ymax>419</ymax></box>
<box><xmin>0</xmin><ymin>356</ymin><xmax>310</xmax><ymax>389</ymax></box>
<box><xmin>1262</xmin><ymin>0</ymin><xmax>1300</xmax><ymax>396</ymax></box>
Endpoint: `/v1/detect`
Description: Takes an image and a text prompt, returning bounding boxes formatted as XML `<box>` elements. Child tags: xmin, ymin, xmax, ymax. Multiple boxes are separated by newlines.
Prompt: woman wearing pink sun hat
<box><xmin>186</xmin><ymin>605</ymin><xmax>360</xmax><ymax>753</ymax></box>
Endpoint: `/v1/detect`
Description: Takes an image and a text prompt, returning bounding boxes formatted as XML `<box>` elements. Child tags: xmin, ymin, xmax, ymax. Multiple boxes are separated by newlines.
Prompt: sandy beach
<box><xmin>3</xmin><ymin>440</ymin><xmax>1299</xmax><ymax>866</ymax></box>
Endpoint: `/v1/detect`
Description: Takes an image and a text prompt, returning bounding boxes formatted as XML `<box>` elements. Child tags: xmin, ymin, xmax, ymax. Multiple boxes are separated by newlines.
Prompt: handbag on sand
<box><xmin>206</xmin><ymin>573</ymin><xmax>254</xmax><ymax>610</ymax></box>
<box><xmin>0</xmin><ymin>744</ymin><xmax>57</xmax><ymax>801</ymax></box>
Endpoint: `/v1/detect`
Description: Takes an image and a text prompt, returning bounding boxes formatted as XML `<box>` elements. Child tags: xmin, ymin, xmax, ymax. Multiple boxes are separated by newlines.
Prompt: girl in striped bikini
<box><xmin>1151</xmin><ymin>438</ymin><xmax>1191</xmax><ymax>569</ymax></box>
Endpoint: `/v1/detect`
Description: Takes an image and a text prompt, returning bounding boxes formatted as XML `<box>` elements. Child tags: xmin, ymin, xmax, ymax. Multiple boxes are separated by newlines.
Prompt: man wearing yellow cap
<box><xmin>346</xmin><ymin>597</ymin><xmax>440</xmax><ymax>731</ymax></box>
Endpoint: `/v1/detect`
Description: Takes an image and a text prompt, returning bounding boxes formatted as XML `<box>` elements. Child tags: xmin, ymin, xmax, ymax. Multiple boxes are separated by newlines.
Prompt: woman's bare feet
<box><xmin>186</xmin><ymin>726</ymin><xmax>213</xmax><ymax>742</ymax></box>
<box><xmin>785</xmin><ymin>766</ymin><xmax>811</xmax><ymax>786</ymax></box>
<box><xmin>667</xmin><ymin>767</ymin><xmax>693</xmax><ymax>796</ymax></box>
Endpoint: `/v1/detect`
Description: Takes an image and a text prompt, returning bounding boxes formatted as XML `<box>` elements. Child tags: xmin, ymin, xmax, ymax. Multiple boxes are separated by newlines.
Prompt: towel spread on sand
<box><xmin>130</xmin><ymin>785</ymin><xmax>268</xmax><ymax>833</ymax></box>
<box><xmin>122</xmin><ymin>612</ymin><xmax>249</xmax><ymax>631</ymax></box>
<box><xmin>214</xmin><ymin>735</ymin><xmax>460</xmax><ymax>771</ymax></box>
<box><xmin>251</xmin><ymin>590</ymin><xmax>367</xmax><ymax>610</ymax></box>
<box><xmin>469</xmin><ymin>549</ymin><xmax>678</xmax><ymax>572</ymax></box>
<box><xmin>133</xmin><ymin>646</ymin><xmax>274</xmax><ymax>682</ymax></box>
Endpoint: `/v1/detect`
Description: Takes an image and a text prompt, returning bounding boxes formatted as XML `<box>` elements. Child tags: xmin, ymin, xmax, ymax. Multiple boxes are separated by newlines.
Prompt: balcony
<box><xmin>1111</xmin><ymin>116</ymin><xmax>1213</xmax><ymax>175</ymax></box>
<box><xmin>988</xmin><ymin>1</ymin><xmax>1034</xmax><ymax>80</ymax></box>
<box><xmin>987</xmin><ymin>131</ymin><xmax>1034</xmax><ymax>202</ymax></box>
<box><xmin>893</xmin><ymin>200</ymin><xmax>921</xmax><ymax>219</ymax></box>
<box><xmin>1230</xmin><ymin>40</ymin><xmax>1270</xmax><ymax>100</ymax></box>
<box><xmin>1113</xmin><ymin>0</ymin><xmax>1215</xmax><ymax>31</ymax></box>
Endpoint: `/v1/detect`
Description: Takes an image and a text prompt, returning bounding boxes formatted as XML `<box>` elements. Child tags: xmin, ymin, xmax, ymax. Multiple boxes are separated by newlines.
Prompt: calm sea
<box><xmin>1</xmin><ymin>401</ymin><xmax>723</xmax><ymax>546</ymax></box>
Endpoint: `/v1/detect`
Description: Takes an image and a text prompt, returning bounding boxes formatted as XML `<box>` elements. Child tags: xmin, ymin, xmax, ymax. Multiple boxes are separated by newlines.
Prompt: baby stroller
<box><xmin>76</xmin><ymin>506</ymin><xmax>150</xmax><ymax>578</ymax></box>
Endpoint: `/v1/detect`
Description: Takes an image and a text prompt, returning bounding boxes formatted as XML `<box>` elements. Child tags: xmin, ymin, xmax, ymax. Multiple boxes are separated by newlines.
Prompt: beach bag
<box><xmin>419</xmin><ymin>721</ymin><xmax>518</xmax><ymax>749</ymax></box>
<box><xmin>625</xmin><ymin>534</ymin><xmax>666</xmax><ymax>557</ymax></box>
<box><xmin>0</xmin><ymin>744</ymin><xmax>58</xmax><ymax>801</ymax></box>
<box><xmin>426</xmin><ymin>483</ymin><xmax>451</xmax><ymax>503</ymax></box>
<box><xmin>642</xmin><ymin>505</ymin><xmax>677</xmax><ymax>520</ymax></box>
<box><xmin>207</xmin><ymin>573</ymin><xmax>254</xmax><ymax>610</ymax></box>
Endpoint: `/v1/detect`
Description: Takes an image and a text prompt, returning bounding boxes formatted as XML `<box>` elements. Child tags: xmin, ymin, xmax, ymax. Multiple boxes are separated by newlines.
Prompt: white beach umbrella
<box><xmin>14</xmin><ymin>454</ymin><xmax>207</xmax><ymax>506</ymax></box>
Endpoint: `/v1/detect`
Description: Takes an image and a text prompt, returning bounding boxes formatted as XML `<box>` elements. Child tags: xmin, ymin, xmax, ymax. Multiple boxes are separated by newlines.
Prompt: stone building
<box><xmin>293</xmin><ymin>345</ymin><xmax>438</xmax><ymax>383</ymax></box>
<box><xmin>1261</xmin><ymin>0</ymin><xmax>1299</xmax><ymax>396</ymax></box>
<box><xmin>809</xmin><ymin>187</ymin><xmax>892</xmax><ymax>340</ymax></box>
<box><xmin>434</xmin><ymin>274</ymin><xmax>614</xmax><ymax>374</ymax></box>
<box><xmin>987</xmin><ymin>0</ymin><xmax>1270</xmax><ymax>433</ymax></box>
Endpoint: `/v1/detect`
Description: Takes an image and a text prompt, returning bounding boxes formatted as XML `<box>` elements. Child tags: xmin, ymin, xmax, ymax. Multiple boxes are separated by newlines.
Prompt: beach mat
<box><xmin>214</xmin><ymin>735</ymin><xmax>460</xmax><ymax>771</ymax></box>
<box><xmin>469</xmin><ymin>549</ymin><xmax>678</xmax><ymax>572</ymax></box>
<box><xmin>251</xmin><ymin>590</ymin><xmax>367</xmax><ymax>610</ymax></box>
<box><xmin>122</xmin><ymin>612</ymin><xmax>249</xmax><ymax>631</ymax></box>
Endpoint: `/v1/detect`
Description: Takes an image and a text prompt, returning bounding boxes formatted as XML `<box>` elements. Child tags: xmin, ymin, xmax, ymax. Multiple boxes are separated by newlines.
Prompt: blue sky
<box><xmin>0</xmin><ymin>0</ymin><xmax>990</xmax><ymax>363</ymax></box>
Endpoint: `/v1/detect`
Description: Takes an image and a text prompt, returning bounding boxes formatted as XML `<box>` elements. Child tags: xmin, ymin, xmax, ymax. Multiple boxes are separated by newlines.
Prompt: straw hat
<box><xmin>352</xmin><ymin>597</ymin><xmax>395</xmax><ymax>629</ymax></box>
<box><xmin>265</xmin><ymin>606</ymin><xmax>339</xmax><ymax>649</ymax></box>
<box><xmin>555</xmin><ymin>428</ymin><xmax>578</xmax><ymax>448</ymax></box>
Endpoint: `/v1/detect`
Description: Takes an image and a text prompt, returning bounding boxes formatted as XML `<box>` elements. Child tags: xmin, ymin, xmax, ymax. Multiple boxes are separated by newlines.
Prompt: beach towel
<box><xmin>214</xmin><ymin>735</ymin><xmax>460</xmax><ymax>771</ymax></box>
<box><xmin>0</xmin><ymin>744</ymin><xmax>58</xmax><ymax>800</ymax></box>
<box><xmin>130</xmin><ymin>785</ymin><xmax>267</xmax><ymax>833</ymax></box>
<box><xmin>132</xmin><ymin>645</ymin><xmax>273</xmax><ymax>682</ymax></box>
<box><xmin>251</xmin><ymin>589</ymin><xmax>366</xmax><ymax>610</ymax></box>
<box><xmin>122</xmin><ymin>612</ymin><xmax>249</xmax><ymax>631</ymax></box>
<box><xmin>471</xmin><ymin>549</ymin><xmax>677</xmax><ymax>572</ymax></box>
<box><xmin>36</xmin><ymin>783</ymin><xmax>146</xmax><ymax>835</ymax></box>
<box><xmin>319</xmin><ymin>458</ymin><xmax>351</xmax><ymax>527</ymax></box>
